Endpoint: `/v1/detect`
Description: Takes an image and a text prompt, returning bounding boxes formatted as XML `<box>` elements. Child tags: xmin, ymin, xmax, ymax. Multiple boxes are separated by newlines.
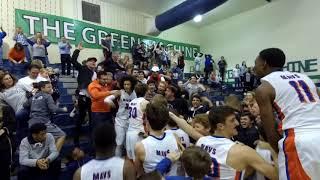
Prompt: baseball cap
<box><xmin>87</xmin><ymin>57</ymin><xmax>97</xmax><ymax>62</ymax></box>
<box><xmin>151</xmin><ymin>66</ymin><xmax>160</xmax><ymax>72</ymax></box>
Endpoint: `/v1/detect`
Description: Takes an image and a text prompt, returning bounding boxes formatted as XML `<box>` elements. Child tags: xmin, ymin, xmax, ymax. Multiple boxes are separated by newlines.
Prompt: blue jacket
<box><xmin>0</xmin><ymin>31</ymin><xmax>7</xmax><ymax>47</ymax></box>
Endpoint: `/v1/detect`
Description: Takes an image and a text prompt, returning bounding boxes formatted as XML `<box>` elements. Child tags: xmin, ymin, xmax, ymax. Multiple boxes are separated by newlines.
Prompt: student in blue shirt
<box><xmin>0</xmin><ymin>27</ymin><xmax>7</xmax><ymax>64</ymax></box>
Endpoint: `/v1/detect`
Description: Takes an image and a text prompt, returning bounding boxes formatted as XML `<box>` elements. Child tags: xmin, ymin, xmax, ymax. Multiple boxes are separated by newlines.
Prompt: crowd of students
<box><xmin>1</xmin><ymin>25</ymin><xmax>319</xmax><ymax>180</ymax></box>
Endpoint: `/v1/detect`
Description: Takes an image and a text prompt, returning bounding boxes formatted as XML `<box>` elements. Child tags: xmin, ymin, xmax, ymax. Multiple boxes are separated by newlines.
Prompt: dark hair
<box><xmin>181</xmin><ymin>146</ymin><xmax>212</xmax><ymax>179</ymax></box>
<box><xmin>14</xmin><ymin>43</ymin><xmax>24</xmax><ymax>51</ymax></box>
<box><xmin>28</xmin><ymin>64</ymin><xmax>41</xmax><ymax>71</ymax></box>
<box><xmin>30</xmin><ymin>123</ymin><xmax>47</xmax><ymax>134</ymax></box>
<box><xmin>119</xmin><ymin>75</ymin><xmax>137</xmax><ymax>92</ymax></box>
<box><xmin>0</xmin><ymin>72</ymin><xmax>18</xmax><ymax>90</ymax></box>
<box><xmin>208</xmin><ymin>106</ymin><xmax>236</xmax><ymax>130</ymax></box>
<box><xmin>259</xmin><ymin>48</ymin><xmax>286</xmax><ymax>68</ymax></box>
<box><xmin>97</xmin><ymin>71</ymin><xmax>112</xmax><ymax>79</ymax></box>
<box><xmin>146</xmin><ymin>102</ymin><xmax>169</xmax><ymax>130</ymax></box>
<box><xmin>147</xmin><ymin>79</ymin><xmax>156</xmax><ymax>85</ymax></box>
<box><xmin>38</xmin><ymin>81</ymin><xmax>51</xmax><ymax>89</ymax></box>
<box><xmin>166</xmin><ymin>84</ymin><xmax>180</xmax><ymax>98</ymax></box>
<box><xmin>93</xmin><ymin>123</ymin><xmax>116</xmax><ymax>151</ymax></box>
<box><xmin>192</xmin><ymin>94</ymin><xmax>201</xmax><ymax>101</ymax></box>
<box><xmin>135</xmin><ymin>83</ymin><xmax>148</xmax><ymax>98</ymax></box>
<box><xmin>240</xmin><ymin>111</ymin><xmax>255</xmax><ymax>122</ymax></box>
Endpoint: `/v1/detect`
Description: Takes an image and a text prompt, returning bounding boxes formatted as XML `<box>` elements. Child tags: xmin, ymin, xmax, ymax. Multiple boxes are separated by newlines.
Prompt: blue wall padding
<box><xmin>155</xmin><ymin>0</ymin><xmax>227</xmax><ymax>31</ymax></box>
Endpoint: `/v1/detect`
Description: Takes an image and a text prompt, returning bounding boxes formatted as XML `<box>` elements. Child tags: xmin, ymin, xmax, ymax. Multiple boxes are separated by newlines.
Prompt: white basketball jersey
<box><xmin>261</xmin><ymin>71</ymin><xmax>320</xmax><ymax>131</ymax></box>
<box><xmin>116</xmin><ymin>90</ymin><xmax>136</xmax><ymax>120</ymax></box>
<box><xmin>128</xmin><ymin>97</ymin><xmax>146</xmax><ymax>132</ymax></box>
<box><xmin>81</xmin><ymin>157</ymin><xmax>124</xmax><ymax>180</ymax></box>
<box><xmin>165</xmin><ymin>128</ymin><xmax>190</xmax><ymax>148</ymax></box>
<box><xmin>141</xmin><ymin>132</ymin><xmax>179</xmax><ymax>176</ymax></box>
<box><xmin>255</xmin><ymin>147</ymin><xmax>273</xmax><ymax>180</ymax></box>
<box><xmin>196</xmin><ymin>136</ymin><xmax>244</xmax><ymax>180</ymax></box>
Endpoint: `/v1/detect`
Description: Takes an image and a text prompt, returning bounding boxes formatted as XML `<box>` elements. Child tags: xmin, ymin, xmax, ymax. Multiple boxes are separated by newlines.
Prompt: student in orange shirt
<box><xmin>88</xmin><ymin>71</ymin><xmax>119</xmax><ymax>128</ymax></box>
<box><xmin>8</xmin><ymin>43</ymin><xmax>25</xmax><ymax>64</ymax></box>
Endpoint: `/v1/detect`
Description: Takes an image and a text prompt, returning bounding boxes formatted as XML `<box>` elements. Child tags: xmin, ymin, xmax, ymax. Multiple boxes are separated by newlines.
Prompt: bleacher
<box><xmin>1</xmin><ymin>60</ymin><xmax>269</xmax><ymax>180</ymax></box>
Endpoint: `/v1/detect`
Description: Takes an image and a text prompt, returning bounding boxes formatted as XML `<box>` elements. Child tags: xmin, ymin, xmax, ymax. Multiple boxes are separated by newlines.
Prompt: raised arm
<box><xmin>169</xmin><ymin>112</ymin><xmax>203</xmax><ymax>141</ymax></box>
<box><xmin>70</xmin><ymin>43</ymin><xmax>84</xmax><ymax>70</ymax></box>
<box><xmin>256</xmin><ymin>81</ymin><xmax>280</xmax><ymax>152</ymax></box>
<box><xmin>26</xmin><ymin>38</ymin><xmax>35</xmax><ymax>46</ymax></box>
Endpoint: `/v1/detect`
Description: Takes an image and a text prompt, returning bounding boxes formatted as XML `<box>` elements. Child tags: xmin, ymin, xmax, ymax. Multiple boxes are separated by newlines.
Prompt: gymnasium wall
<box><xmin>0</xmin><ymin>0</ymin><xmax>200</xmax><ymax>72</ymax></box>
<box><xmin>199</xmin><ymin>0</ymin><xmax>320</xmax><ymax>81</ymax></box>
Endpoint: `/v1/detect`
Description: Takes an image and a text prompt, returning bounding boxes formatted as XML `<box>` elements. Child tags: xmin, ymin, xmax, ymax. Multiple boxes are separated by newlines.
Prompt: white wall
<box><xmin>1</xmin><ymin>0</ymin><xmax>200</xmax><ymax>71</ymax></box>
<box><xmin>200</xmin><ymin>0</ymin><xmax>320</xmax><ymax>76</ymax></box>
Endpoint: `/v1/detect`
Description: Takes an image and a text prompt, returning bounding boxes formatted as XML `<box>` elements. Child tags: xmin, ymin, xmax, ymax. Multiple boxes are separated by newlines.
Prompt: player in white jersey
<box><xmin>105</xmin><ymin>75</ymin><xmax>137</xmax><ymax>156</ymax></box>
<box><xmin>73</xmin><ymin>123</ymin><xmax>135</xmax><ymax>180</ymax></box>
<box><xmin>169</xmin><ymin>106</ymin><xmax>278</xmax><ymax>180</ymax></box>
<box><xmin>254</xmin><ymin>48</ymin><xmax>320</xmax><ymax>180</ymax></box>
<box><xmin>135</xmin><ymin>102</ymin><xmax>181</xmax><ymax>177</ymax></box>
<box><xmin>126</xmin><ymin>83</ymin><xmax>149</xmax><ymax>160</ymax></box>
<box><xmin>165</xmin><ymin>118</ymin><xmax>190</xmax><ymax>148</ymax></box>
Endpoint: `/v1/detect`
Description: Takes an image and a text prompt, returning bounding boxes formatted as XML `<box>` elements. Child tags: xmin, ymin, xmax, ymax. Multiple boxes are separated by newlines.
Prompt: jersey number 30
<box><xmin>289</xmin><ymin>80</ymin><xmax>316</xmax><ymax>103</ymax></box>
<box><xmin>129</xmin><ymin>107</ymin><xmax>137</xmax><ymax>118</ymax></box>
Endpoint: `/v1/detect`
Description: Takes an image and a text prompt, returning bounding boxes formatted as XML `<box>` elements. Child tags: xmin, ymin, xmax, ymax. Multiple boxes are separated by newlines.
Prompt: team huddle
<box><xmin>73</xmin><ymin>48</ymin><xmax>320</xmax><ymax>180</ymax></box>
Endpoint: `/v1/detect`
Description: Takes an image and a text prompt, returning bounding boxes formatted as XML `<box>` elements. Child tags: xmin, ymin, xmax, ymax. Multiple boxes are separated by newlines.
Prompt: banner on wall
<box><xmin>226</xmin><ymin>58</ymin><xmax>320</xmax><ymax>82</ymax></box>
<box><xmin>15</xmin><ymin>9</ymin><xmax>200</xmax><ymax>60</ymax></box>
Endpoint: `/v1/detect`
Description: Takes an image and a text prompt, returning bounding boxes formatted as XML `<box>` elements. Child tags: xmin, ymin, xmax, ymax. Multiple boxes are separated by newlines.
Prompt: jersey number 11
<box><xmin>289</xmin><ymin>80</ymin><xmax>316</xmax><ymax>103</ymax></box>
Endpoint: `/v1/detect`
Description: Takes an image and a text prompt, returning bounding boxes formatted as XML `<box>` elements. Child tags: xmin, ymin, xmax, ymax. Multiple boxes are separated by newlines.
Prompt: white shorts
<box><xmin>278</xmin><ymin>129</ymin><xmax>320</xmax><ymax>180</ymax></box>
<box><xmin>126</xmin><ymin>130</ymin><xmax>143</xmax><ymax>160</ymax></box>
<box><xmin>115</xmin><ymin>117</ymin><xmax>128</xmax><ymax>146</ymax></box>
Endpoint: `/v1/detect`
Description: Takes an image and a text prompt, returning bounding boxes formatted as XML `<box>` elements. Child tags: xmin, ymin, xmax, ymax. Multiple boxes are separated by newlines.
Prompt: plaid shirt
<box><xmin>13</xmin><ymin>34</ymin><xmax>28</xmax><ymax>46</ymax></box>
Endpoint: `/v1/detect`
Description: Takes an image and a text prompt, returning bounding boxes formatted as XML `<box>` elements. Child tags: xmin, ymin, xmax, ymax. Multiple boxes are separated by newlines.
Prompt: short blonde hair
<box><xmin>193</xmin><ymin>114</ymin><xmax>210</xmax><ymax>129</ymax></box>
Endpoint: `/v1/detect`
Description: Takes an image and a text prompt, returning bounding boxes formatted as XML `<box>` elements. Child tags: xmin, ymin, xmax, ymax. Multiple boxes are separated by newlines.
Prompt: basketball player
<box><xmin>254</xmin><ymin>48</ymin><xmax>320</xmax><ymax>179</ymax></box>
<box><xmin>73</xmin><ymin>123</ymin><xmax>136</xmax><ymax>180</ymax></box>
<box><xmin>165</xmin><ymin>118</ymin><xmax>190</xmax><ymax>148</ymax></box>
<box><xmin>126</xmin><ymin>83</ymin><xmax>149</xmax><ymax>160</ymax></box>
<box><xmin>169</xmin><ymin>106</ymin><xmax>278</xmax><ymax>180</ymax></box>
<box><xmin>135</xmin><ymin>103</ymin><xmax>181</xmax><ymax>177</ymax></box>
<box><xmin>105</xmin><ymin>75</ymin><xmax>137</xmax><ymax>156</ymax></box>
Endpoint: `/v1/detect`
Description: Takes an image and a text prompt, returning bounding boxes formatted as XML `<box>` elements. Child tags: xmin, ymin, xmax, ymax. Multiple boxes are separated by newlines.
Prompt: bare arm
<box><xmin>169</xmin><ymin>112</ymin><xmax>203</xmax><ymax>141</ymax></box>
<box><xmin>123</xmin><ymin>159</ymin><xmax>137</xmax><ymax>180</ymax></box>
<box><xmin>241</xmin><ymin>145</ymin><xmax>278</xmax><ymax>180</ymax></box>
<box><xmin>134</xmin><ymin>142</ymin><xmax>145</xmax><ymax>177</ymax></box>
<box><xmin>256</xmin><ymin>82</ymin><xmax>280</xmax><ymax>152</ymax></box>
<box><xmin>73</xmin><ymin>168</ymin><xmax>81</xmax><ymax>180</ymax></box>
<box><xmin>200</xmin><ymin>96</ymin><xmax>214</xmax><ymax>108</ymax></box>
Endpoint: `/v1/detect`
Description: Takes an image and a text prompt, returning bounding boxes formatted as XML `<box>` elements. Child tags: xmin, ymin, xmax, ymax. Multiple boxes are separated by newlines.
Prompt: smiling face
<box><xmin>240</xmin><ymin>115</ymin><xmax>252</xmax><ymax>129</ymax></box>
<box><xmin>217</xmin><ymin>114</ymin><xmax>239</xmax><ymax>137</ymax></box>
<box><xmin>1</xmin><ymin>74</ymin><xmax>14</xmax><ymax>89</ymax></box>
<box><xmin>192</xmin><ymin>97</ymin><xmax>201</xmax><ymax>108</ymax></box>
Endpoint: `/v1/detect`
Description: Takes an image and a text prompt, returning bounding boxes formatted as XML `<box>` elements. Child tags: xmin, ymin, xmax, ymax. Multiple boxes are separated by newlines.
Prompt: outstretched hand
<box><xmin>77</xmin><ymin>42</ymin><xmax>84</xmax><ymax>50</ymax></box>
<box><xmin>166</xmin><ymin>151</ymin><xmax>181</xmax><ymax>163</ymax></box>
